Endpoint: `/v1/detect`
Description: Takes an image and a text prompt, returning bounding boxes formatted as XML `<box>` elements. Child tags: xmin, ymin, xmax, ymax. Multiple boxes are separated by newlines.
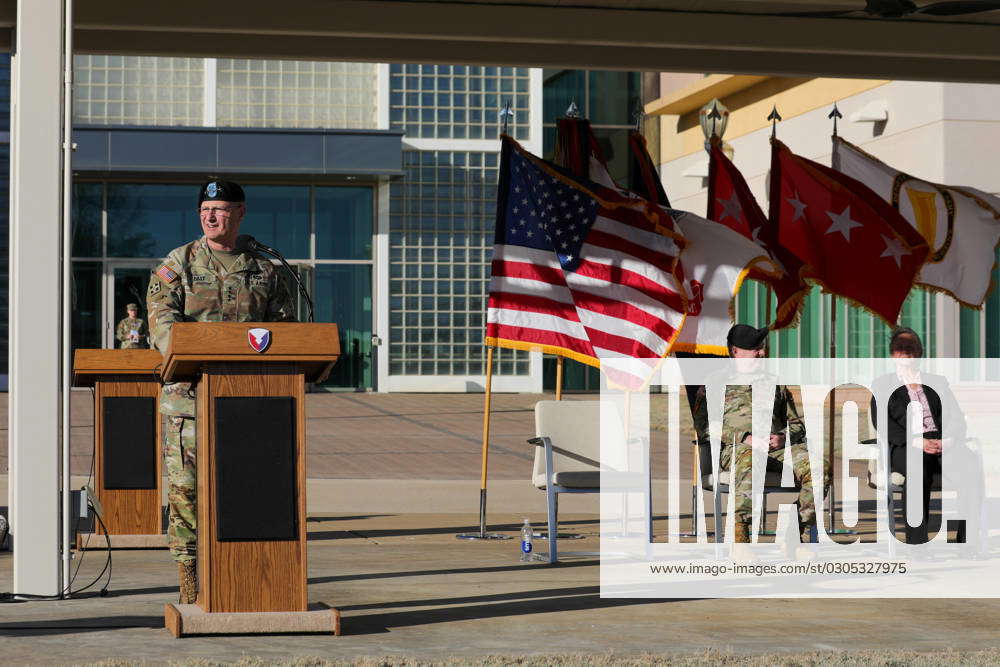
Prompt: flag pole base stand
<box><xmin>456</xmin><ymin>532</ymin><xmax>511</xmax><ymax>540</ymax></box>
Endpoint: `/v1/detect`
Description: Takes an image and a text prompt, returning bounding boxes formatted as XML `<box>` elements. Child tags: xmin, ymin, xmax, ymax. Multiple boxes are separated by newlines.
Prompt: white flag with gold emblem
<box><xmin>833</xmin><ymin>136</ymin><xmax>1000</xmax><ymax>307</ymax></box>
<box><xmin>671</xmin><ymin>210</ymin><xmax>780</xmax><ymax>355</ymax></box>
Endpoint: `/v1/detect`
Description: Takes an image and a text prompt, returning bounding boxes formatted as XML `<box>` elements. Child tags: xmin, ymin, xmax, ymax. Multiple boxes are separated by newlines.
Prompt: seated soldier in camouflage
<box><xmin>146</xmin><ymin>179</ymin><xmax>297</xmax><ymax>604</ymax></box>
<box><xmin>691</xmin><ymin>324</ymin><xmax>830</xmax><ymax>544</ymax></box>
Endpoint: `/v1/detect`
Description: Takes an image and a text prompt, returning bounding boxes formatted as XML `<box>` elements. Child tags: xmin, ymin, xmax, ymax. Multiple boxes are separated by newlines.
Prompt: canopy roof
<box><xmin>0</xmin><ymin>0</ymin><xmax>998</xmax><ymax>83</ymax></box>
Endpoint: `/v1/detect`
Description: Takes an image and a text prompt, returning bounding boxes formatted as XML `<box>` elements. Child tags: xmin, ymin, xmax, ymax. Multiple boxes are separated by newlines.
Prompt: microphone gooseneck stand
<box><xmin>244</xmin><ymin>236</ymin><xmax>316</xmax><ymax>323</ymax></box>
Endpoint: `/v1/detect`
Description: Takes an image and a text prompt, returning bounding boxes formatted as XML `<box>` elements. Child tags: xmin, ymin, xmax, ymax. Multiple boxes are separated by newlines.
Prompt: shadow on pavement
<box><xmin>340</xmin><ymin>585</ymin><xmax>603</xmax><ymax>611</ymax></box>
<box><xmin>0</xmin><ymin>615</ymin><xmax>164</xmax><ymax>636</ymax></box>
<box><xmin>306</xmin><ymin>514</ymin><xmax>393</xmax><ymax>523</ymax></box>
<box><xmin>307</xmin><ymin>518</ymin><xmax>598</xmax><ymax>541</ymax></box>
<box><xmin>308</xmin><ymin>558</ymin><xmax>596</xmax><ymax>585</ymax></box>
<box><xmin>343</xmin><ymin>588</ymin><xmax>687</xmax><ymax>636</ymax></box>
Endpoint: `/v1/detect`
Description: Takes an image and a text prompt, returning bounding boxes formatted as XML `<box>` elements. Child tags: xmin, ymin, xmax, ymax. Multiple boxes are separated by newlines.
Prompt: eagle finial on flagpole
<box><xmin>829</xmin><ymin>102</ymin><xmax>843</xmax><ymax>137</ymax></box>
<box><xmin>565</xmin><ymin>100</ymin><xmax>580</xmax><ymax>119</ymax></box>
<box><xmin>499</xmin><ymin>100</ymin><xmax>514</xmax><ymax>136</ymax></box>
<box><xmin>768</xmin><ymin>105</ymin><xmax>782</xmax><ymax>139</ymax></box>
<box><xmin>707</xmin><ymin>102</ymin><xmax>723</xmax><ymax>142</ymax></box>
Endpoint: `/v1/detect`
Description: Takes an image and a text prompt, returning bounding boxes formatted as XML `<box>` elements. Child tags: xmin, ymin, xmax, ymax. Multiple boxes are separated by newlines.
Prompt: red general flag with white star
<box><xmin>769</xmin><ymin>139</ymin><xmax>929</xmax><ymax>325</ymax></box>
<box><xmin>707</xmin><ymin>142</ymin><xmax>808</xmax><ymax>328</ymax></box>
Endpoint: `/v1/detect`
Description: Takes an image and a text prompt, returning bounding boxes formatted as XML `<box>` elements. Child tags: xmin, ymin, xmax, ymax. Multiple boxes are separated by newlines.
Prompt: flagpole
<box><xmin>457</xmin><ymin>102</ymin><xmax>515</xmax><ymax>541</ymax></box>
<box><xmin>825</xmin><ymin>102</ymin><xmax>853</xmax><ymax>537</ymax></box>
<box><xmin>828</xmin><ymin>295</ymin><xmax>839</xmax><ymax>537</ymax></box>
<box><xmin>480</xmin><ymin>345</ymin><xmax>495</xmax><ymax>529</ymax></box>
<box><xmin>765</xmin><ymin>289</ymin><xmax>773</xmax><ymax>328</ymax></box>
<box><xmin>555</xmin><ymin>356</ymin><xmax>565</xmax><ymax>400</ymax></box>
<box><xmin>457</xmin><ymin>345</ymin><xmax>509</xmax><ymax>540</ymax></box>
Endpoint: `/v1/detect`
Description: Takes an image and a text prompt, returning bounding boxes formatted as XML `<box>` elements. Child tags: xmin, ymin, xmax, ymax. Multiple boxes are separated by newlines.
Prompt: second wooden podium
<box><xmin>161</xmin><ymin>322</ymin><xmax>341</xmax><ymax>637</ymax></box>
<box><xmin>72</xmin><ymin>349</ymin><xmax>166</xmax><ymax>549</ymax></box>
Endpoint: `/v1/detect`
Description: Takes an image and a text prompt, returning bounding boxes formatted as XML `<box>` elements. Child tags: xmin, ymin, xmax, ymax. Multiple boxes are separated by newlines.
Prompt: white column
<box><xmin>202</xmin><ymin>58</ymin><xmax>217</xmax><ymax>127</ymax></box>
<box><xmin>375</xmin><ymin>177</ymin><xmax>391</xmax><ymax>392</ymax></box>
<box><xmin>376</xmin><ymin>63</ymin><xmax>390</xmax><ymax>130</ymax></box>
<box><xmin>9</xmin><ymin>0</ymin><xmax>65</xmax><ymax>596</ymax></box>
<box><xmin>525</xmin><ymin>67</ymin><xmax>544</xmax><ymax>391</ymax></box>
<box><xmin>936</xmin><ymin>293</ymin><xmax>960</xmax><ymax>357</ymax></box>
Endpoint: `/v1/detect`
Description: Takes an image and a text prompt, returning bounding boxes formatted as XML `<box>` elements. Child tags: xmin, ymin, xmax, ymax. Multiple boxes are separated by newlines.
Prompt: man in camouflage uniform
<box><xmin>147</xmin><ymin>179</ymin><xmax>297</xmax><ymax>603</ymax></box>
<box><xmin>115</xmin><ymin>303</ymin><xmax>148</xmax><ymax>349</ymax></box>
<box><xmin>691</xmin><ymin>324</ymin><xmax>830</xmax><ymax>544</ymax></box>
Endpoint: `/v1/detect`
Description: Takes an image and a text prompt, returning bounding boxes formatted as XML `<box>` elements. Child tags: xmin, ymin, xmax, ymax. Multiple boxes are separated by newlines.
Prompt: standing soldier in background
<box><xmin>146</xmin><ymin>179</ymin><xmax>297</xmax><ymax>604</ymax></box>
<box><xmin>116</xmin><ymin>303</ymin><xmax>148</xmax><ymax>349</ymax></box>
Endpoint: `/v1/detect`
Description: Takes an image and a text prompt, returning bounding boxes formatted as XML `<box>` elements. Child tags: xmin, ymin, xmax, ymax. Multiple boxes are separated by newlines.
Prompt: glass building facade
<box><xmin>74</xmin><ymin>55</ymin><xmax>204</xmax><ymax>126</ymax></box>
<box><xmin>542</xmin><ymin>69</ymin><xmax>642</xmax><ymax>183</ymax></box>
<box><xmin>389</xmin><ymin>149</ymin><xmax>526</xmax><ymax>377</ymax></box>
<box><xmin>384</xmin><ymin>64</ymin><xmax>539</xmax><ymax>388</ymax></box>
<box><xmin>389</xmin><ymin>64</ymin><xmax>531</xmax><ymax>141</ymax></box>
<box><xmin>736</xmin><ymin>281</ymin><xmax>938</xmax><ymax>358</ymax></box>
<box><xmin>70</xmin><ymin>180</ymin><xmax>376</xmax><ymax>389</ymax></box>
<box><xmin>216</xmin><ymin>60</ymin><xmax>378</xmax><ymax>129</ymax></box>
<box><xmin>17</xmin><ymin>54</ymin><xmax>990</xmax><ymax>394</ymax></box>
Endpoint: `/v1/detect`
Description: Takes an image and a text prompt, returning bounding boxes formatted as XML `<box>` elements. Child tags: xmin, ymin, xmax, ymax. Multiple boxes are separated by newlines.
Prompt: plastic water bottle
<box><xmin>520</xmin><ymin>518</ymin><xmax>533</xmax><ymax>562</ymax></box>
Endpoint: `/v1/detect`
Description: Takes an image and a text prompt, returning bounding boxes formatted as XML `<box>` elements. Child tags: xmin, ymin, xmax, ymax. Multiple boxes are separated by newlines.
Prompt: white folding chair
<box><xmin>529</xmin><ymin>400</ymin><xmax>647</xmax><ymax>563</ymax></box>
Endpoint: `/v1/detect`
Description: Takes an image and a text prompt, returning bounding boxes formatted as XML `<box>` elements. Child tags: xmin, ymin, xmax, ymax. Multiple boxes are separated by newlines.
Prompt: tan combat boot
<box><xmin>730</xmin><ymin>522</ymin><xmax>754</xmax><ymax>562</ymax></box>
<box><xmin>178</xmin><ymin>561</ymin><xmax>197</xmax><ymax>605</ymax></box>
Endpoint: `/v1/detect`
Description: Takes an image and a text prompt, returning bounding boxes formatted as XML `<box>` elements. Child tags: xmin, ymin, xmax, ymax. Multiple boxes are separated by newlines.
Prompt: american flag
<box><xmin>485</xmin><ymin>137</ymin><xmax>690</xmax><ymax>376</ymax></box>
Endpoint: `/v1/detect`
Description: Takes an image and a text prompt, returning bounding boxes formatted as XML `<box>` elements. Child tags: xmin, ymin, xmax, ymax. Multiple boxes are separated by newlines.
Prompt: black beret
<box><xmin>198</xmin><ymin>179</ymin><xmax>245</xmax><ymax>205</ymax></box>
<box><xmin>727</xmin><ymin>324</ymin><xmax>769</xmax><ymax>351</ymax></box>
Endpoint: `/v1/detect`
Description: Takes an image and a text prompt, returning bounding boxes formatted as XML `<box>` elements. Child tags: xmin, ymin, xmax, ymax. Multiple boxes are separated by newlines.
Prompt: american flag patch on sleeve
<box><xmin>156</xmin><ymin>264</ymin><xmax>178</xmax><ymax>283</ymax></box>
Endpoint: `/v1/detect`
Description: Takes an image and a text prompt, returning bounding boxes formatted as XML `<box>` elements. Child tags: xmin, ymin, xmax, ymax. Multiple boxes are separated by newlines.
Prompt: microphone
<box><xmin>242</xmin><ymin>235</ymin><xmax>315</xmax><ymax>323</ymax></box>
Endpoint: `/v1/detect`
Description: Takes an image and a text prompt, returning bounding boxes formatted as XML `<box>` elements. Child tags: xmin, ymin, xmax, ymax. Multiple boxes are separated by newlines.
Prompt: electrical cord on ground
<box><xmin>61</xmin><ymin>392</ymin><xmax>99</xmax><ymax>596</ymax></box>
<box><xmin>1</xmin><ymin>390</ymin><xmax>109</xmax><ymax>602</ymax></box>
<box><xmin>66</xmin><ymin>505</ymin><xmax>112</xmax><ymax>597</ymax></box>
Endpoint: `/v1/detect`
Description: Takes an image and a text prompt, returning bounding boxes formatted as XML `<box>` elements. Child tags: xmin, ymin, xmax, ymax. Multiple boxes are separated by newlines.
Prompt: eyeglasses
<box><xmin>199</xmin><ymin>204</ymin><xmax>242</xmax><ymax>216</ymax></box>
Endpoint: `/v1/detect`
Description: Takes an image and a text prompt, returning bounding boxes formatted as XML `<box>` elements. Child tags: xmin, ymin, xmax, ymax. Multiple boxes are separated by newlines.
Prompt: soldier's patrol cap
<box><xmin>126</xmin><ymin>303</ymin><xmax>139</xmax><ymax>310</ymax></box>
<box><xmin>198</xmin><ymin>179</ymin><xmax>245</xmax><ymax>205</ymax></box>
<box><xmin>727</xmin><ymin>324</ymin><xmax>769</xmax><ymax>351</ymax></box>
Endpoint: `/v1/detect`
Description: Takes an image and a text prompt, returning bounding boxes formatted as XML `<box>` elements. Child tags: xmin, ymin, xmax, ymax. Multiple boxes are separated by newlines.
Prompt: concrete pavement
<box><xmin>1</xmin><ymin>391</ymin><xmax>996</xmax><ymax>664</ymax></box>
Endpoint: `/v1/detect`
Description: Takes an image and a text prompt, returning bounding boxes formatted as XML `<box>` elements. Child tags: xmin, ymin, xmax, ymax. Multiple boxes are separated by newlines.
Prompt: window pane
<box><xmin>591</xmin><ymin>127</ymin><xmax>631</xmax><ymax>185</ymax></box>
<box><xmin>960</xmin><ymin>307</ymin><xmax>981</xmax><ymax>357</ymax></box>
<box><xmin>315</xmin><ymin>186</ymin><xmax>373</xmax><ymax>260</ymax></box>
<box><xmin>315</xmin><ymin>264</ymin><xmax>372</xmax><ymax>389</ymax></box>
<box><xmin>107</xmin><ymin>183</ymin><xmax>200</xmax><ymax>258</ymax></box>
<box><xmin>72</xmin><ymin>261</ymin><xmax>102</xmax><ymax>353</ymax></box>
<box><xmin>241</xmin><ymin>185</ymin><xmax>309</xmax><ymax>259</ymax></box>
<box><xmin>390</xmin><ymin>63</ymin><xmax>531</xmax><ymax>140</ymax></box>
<box><xmin>587</xmin><ymin>70</ymin><xmax>640</xmax><ymax>125</ymax></box>
<box><xmin>543</xmin><ymin>126</ymin><xmax>556</xmax><ymax>162</ymax></box>
<box><xmin>387</xmin><ymin>149</ymin><xmax>527</xmax><ymax>376</ymax></box>
<box><xmin>987</xmin><ymin>247</ymin><xmax>1000</xmax><ymax>357</ymax></box>
<box><xmin>542</xmin><ymin>69</ymin><xmax>585</xmax><ymax>124</ymax></box>
<box><xmin>73</xmin><ymin>182</ymin><xmax>102</xmax><ymax>257</ymax></box>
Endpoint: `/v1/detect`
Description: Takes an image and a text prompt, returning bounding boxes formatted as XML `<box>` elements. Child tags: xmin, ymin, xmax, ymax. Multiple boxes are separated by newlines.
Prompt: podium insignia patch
<box><xmin>248</xmin><ymin>327</ymin><xmax>271</xmax><ymax>353</ymax></box>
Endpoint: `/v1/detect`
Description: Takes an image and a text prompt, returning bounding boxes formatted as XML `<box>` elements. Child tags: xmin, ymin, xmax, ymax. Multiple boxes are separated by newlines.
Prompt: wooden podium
<box><xmin>160</xmin><ymin>322</ymin><xmax>341</xmax><ymax>637</ymax></box>
<box><xmin>72</xmin><ymin>349</ymin><xmax>166</xmax><ymax>549</ymax></box>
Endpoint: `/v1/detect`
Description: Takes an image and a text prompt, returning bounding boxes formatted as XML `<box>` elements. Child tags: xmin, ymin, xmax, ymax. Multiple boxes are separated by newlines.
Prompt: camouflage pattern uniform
<box><xmin>147</xmin><ymin>235</ymin><xmax>297</xmax><ymax>562</ymax></box>
<box><xmin>692</xmin><ymin>374</ymin><xmax>830</xmax><ymax>535</ymax></box>
<box><xmin>115</xmin><ymin>316</ymin><xmax>148</xmax><ymax>349</ymax></box>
